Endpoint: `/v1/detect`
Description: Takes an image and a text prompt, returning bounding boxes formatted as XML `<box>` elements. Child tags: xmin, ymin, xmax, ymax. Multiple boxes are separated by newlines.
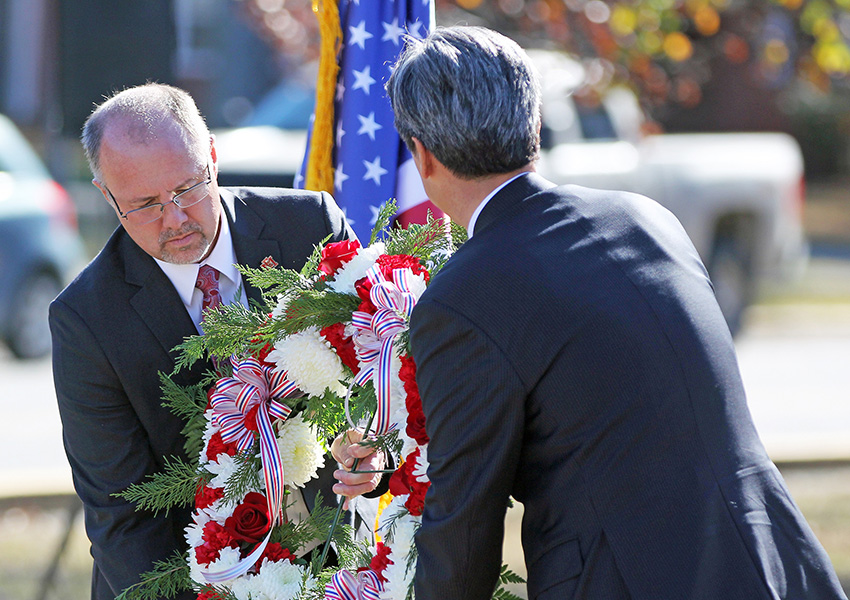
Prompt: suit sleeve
<box><xmin>320</xmin><ymin>191</ymin><xmax>357</xmax><ymax>243</ymax></box>
<box><xmin>410</xmin><ymin>298</ymin><xmax>526</xmax><ymax>600</ymax></box>
<box><xmin>49</xmin><ymin>298</ymin><xmax>194</xmax><ymax>600</ymax></box>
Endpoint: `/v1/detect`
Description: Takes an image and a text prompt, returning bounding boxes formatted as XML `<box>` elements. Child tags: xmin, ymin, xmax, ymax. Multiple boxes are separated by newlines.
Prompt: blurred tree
<box><xmin>236</xmin><ymin>0</ymin><xmax>850</xmax><ymax>173</ymax></box>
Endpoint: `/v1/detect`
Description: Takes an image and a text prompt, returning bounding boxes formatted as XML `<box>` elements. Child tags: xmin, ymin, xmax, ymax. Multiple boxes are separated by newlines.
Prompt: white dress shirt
<box><xmin>466</xmin><ymin>172</ymin><xmax>531</xmax><ymax>239</ymax></box>
<box><xmin>155</xmin><ymin>213</ymin><xmax>248</xmax><ymax>333</ymax></box>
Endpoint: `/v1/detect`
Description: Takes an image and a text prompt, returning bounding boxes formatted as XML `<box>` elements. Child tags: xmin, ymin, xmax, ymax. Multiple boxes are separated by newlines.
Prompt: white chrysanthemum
<box><xmin>187</xmin><ymin>545</ymin><xmax>205</xmax><ymax>586</ymax></box>
<box><xmin>271</xmin><ymin>293</ymin><xmax>293</xmax><ymax>319</ymax></box>
<box><xmin>272</xmin><ymin>414</ymin><xmax>326</xmax><ymax>487</ymax></box>
<box><xmin>411</xmin><ymin>445</ymin><xmax>429</xmax><ymax>483</ymax></box>
<box><xmin>199</xmin><ymin>409</ymin><xmax>217</xmax><ymax>466</ymax></box>
<box><xmin>389</xmin><ymin>352</ymin><xmax>406</xmax><ymax>422</ymax></box>
<box><xmin>185</xmin><ymin>521</ymin><xmax>205</xmax><ymax>552</ymax></box>
<box><xmin>256</xmin><ymin>558</ymin><xmax>312</xmax><ymax>599</ymax></box>
<box><xmin>406</xmin><ymin>272</ymin><xmax>428</xmax><ymax>301</ymax></box>
<box><xmin>203</xmin><ymin>546</ymin><xmax>242</xmax><ymax>585</ymax></box>
<box><xmin>199</xmin><ymin>499</ymin><xmax>235</xmax><ymax>523</ymax></box>
<box><xmin>267</xmin><ymin>327</ymin><xmax>347</xmax><ymax>397</ymax></box>
<box><xmin>380</xmin><ymin>513</ymin><xmax>421</xmax><ymax>600</ymax></box>
<box><xmin>230</xmin><ymin>574</ymin><xmax>261</xmax><ymax>600</ymax></box>
<box><xmin>327</xmin><ymin>242</ymin><xmax>385</xmax><ymax>294</ymax></box>
<box><xmin>206</xmin><ymin>453</ymin><xmax>242</xmax><ymax>489</ymax></box>
<box><xmin>378</xmin><ymin>495</ymin><xmax>410</xmax><ymax>538</ymax></box>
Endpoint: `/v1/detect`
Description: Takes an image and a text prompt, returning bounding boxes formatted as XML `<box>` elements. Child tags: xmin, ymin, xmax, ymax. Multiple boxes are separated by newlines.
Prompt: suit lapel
<box><xmin>221</xmin><ymin>189</ymin><xmax>281</xmax><ymax>307</ymax></box>
<box><xmin>473</xmin><ymin>172</ymin><xmax>557</xmax><ymax>237</ymax></box>
<box><xmin>123</xmin><ymin>233</ymin><xmax>199</xmax><ymax>362</ymax></box>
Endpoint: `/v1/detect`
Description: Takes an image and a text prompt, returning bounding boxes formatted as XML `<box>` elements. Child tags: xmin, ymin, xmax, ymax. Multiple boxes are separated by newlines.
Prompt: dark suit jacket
<box><xmin>50</xmin><ymin>187</ymin><xmax>373</xmax><ymax>600</ymax></box>
<box><xmin>409</xmin><ymin>174</ymin><xmax>846</xmax><ymax>600</ymax></box>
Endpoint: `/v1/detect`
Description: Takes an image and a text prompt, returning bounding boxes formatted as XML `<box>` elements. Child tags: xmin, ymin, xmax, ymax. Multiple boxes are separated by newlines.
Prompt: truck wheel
<box><xmin>708</xmin><ymin>235</ymin><xmax>753</xmax><ymax>336</ymax></box>
<box><xmin>5</xmin><ymin>271</ymin><xmax>61</xmax><ymax>359</ymax></box>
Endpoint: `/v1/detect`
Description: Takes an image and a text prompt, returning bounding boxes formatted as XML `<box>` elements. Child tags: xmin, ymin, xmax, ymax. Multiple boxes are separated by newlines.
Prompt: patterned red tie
<box><xmin>195</xmin><ymin>264</ymin><xmax>222</xmax><ymax>316</ymax></box>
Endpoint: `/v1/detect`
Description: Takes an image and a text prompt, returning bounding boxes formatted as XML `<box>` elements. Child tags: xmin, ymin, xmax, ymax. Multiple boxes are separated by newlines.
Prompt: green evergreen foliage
<box><xmin>222</xmin><ymin>450</ymin><xmax>263</xmax><ymax>504</ymax></box>
<box><xmin>160</xmin><ymin>374</ymin><xmax>211</xmax><ymax>462</ymax></box>
<box><xmin>114</xmin><ymin>551</ymin><xmax>191</xmax><ymax>600</ymax></box>
<box><xmin>491</xmin><ymin>565</ymin><xmax>527</xmax><ymax>600</ymax></box>
<box><xmin>115</xmin><ymin>456</ymin><xmax>205</xmax><ymax>516</ymax></box>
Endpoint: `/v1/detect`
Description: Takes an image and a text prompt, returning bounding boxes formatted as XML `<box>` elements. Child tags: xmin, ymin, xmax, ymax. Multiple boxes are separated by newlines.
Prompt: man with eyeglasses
<box><xmin>48</xmin><ymin>83</ymin><xmax>384</xmax><ymax>600</ymax></box>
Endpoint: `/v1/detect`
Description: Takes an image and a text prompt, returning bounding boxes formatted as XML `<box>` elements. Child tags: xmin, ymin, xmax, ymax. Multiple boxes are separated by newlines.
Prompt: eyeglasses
<box><xmin>104</xmin><ymin>164</ymin><xmax>212</xmax><ymax>225</ymax></box>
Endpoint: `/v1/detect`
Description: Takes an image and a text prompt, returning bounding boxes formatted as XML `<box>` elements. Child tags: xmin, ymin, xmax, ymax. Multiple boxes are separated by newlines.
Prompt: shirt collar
<box><xmin>466</xmin><ymin>172</ymin><xmax>530</xmax><ymax>238</ymax></box>
<box><xmin>155</xmin><ymin>212</ymin><xmax>240</xmax><ymax>307</ymax></box>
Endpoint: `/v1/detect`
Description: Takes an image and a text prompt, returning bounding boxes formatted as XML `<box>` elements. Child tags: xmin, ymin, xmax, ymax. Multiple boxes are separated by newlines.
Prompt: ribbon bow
<box><xmin>204</xmin><ymin>355</ymin><xmax>300</xmax><ymax>583</ymax></box>
<box><xmin>325</xmin><ymin>569</ymin><xmax>384</xmax><ymax>600</ymax></box>
<box><xmin>351</xmin><ymin>265</ymin><xmax>418</xmax><ymax>435</ymax></box>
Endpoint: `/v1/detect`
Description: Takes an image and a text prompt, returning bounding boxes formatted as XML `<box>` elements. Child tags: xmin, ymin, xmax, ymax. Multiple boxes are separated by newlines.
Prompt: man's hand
<box><xmin>331</xmin><ymin>429</ymin><xmax>387</xmax><ymax>509</ymax></box>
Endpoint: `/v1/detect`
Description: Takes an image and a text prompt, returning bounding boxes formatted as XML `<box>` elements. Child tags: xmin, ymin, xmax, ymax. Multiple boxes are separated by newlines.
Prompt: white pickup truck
<box><xmin>215</xmin><ymin>52</ymin><xmax>809</xmax><ymax>334</ymax></box>
<box><xmin>530</xmin><ymin>50</ymin><xmax>809</xmax><ymax>334</ymax></box>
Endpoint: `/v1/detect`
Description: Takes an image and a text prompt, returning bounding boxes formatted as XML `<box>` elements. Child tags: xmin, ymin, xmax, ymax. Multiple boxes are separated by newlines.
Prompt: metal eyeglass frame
<box><xmin>103</xmin><ymin>163</ymin><xmax>212</xmax><ymax>225</ymax></box>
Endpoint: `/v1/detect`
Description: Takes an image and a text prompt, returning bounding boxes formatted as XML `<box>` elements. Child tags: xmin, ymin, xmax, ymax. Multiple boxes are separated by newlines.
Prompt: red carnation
<box><xmin>388</xmin><ymin>449</ymin><xmax>430</xmax><ymax>517</ymax></box>
<box><xmin>320</xmin><ymin>322</ymin><xmax>360</xmax><ymax>375</ymax></box>
<box><xmin>318</xmin><ymin>240</ymin><xmax>361</xmax><ymax>278</ymax></box>
<box><xmin>195</xmin><ymin>484</ymin><xmax>224</xmax><ymax>510</ymax></box>
<box><xmin>206</xmin><ymin>431</ymin><xmax>239</xmax><ymax>463</ymax></box>
<box><xmin>399</xmin><ymin>355</ymin><xmax>429</xmax><ymax>445</ymax></box>
<box><xmin>375</xmin><ymin>254</ymin><xmax>430</xmax><ymax>283</ymax></box>
<box><xmin>369</xmin><ymin>542</ymin><xmax>394</xmax><ymax>583</ymax></box>
<box><xmin>223</xmin><ymin>492</ymin><xmax>270</xmax><ymax>545</ymax></box>
<box><xmin>259</xmin><ymin>543</ymin><xmax>295</xmax><ymax>567</ymax></box>
<box><xmin>196</xmin><ymin>521</ymin><xmax>238</xmax><ymax>566</ymax></box>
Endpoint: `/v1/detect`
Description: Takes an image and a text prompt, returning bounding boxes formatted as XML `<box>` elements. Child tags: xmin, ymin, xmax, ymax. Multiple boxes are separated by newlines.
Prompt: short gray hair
<box><xmin>81</xmin><ymin>83</ymin><xmax>210</xmax><ymax>182</ymax></box>
<box><xmin>386</xmin><ymin>26</ymin><xmax>542</xmax><ymax>179</ymax></box>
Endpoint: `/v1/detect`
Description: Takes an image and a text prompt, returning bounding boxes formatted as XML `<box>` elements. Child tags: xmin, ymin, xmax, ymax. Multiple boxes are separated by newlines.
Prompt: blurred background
<box><xmin>0</xmin><ymin>0</ymin><xmax>848</xmax><ymax>598</ymax></box>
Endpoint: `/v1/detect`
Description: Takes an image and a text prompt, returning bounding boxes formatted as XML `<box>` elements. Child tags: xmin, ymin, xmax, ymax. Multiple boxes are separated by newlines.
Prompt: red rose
<box><xmin>224</xmin><ymin>492</ymin><xmax>270</xmax><ymax>544</ymax></box>
<box><xmin>195</xmin><ymin>484</ymin><xmax>224</xmax><ymax>510</ymax></box>
<box><xmin>369</xmin><ymin>542</ymin><xmax>394</xmax><ymax>583</ymax></box>
<box><xmin>206</xmin><ymin>431</ymin><xmax>239</xmax><ymax>462</ymax></box>
<box><xmin>318</xmin><ymin>240</ymin><xmax>361</xmax><ymax>278</ymax></box>
<box><xmin>354</xmin><ymin>277</ymin><xmax>377</xmax><ymax>314</ymax></box>
<box><xmin>320</xmin><ymin>322</ymin><xmax>361</xmax><ymax>375</ymax></box>
<box><xmin>375</xmin><ymin>254</ymin><xmax>430</xmax><ymax>283</ymax></box>
<box><xmin>259</xmin><ymin>543</ymin><xmax>295</xmax><ymax>567</ymax></box>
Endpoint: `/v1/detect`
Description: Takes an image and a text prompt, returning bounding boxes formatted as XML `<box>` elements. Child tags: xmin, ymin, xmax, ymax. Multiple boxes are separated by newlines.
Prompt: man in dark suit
<box><xmin>386</xmin><ymin>27</ymin><xmax>847</xmax><ymax>600</ymax></box>
<box><xmin>49</xmin><ymin>83</ymin><xmax>383</xmax><ymax>600</ymax></box>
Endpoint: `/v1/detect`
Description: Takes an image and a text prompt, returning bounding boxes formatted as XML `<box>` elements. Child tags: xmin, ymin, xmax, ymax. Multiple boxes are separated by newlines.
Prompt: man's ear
<box><xmin>92</xmin><ymin>179</ymin><xmax>110</xmax><ymax>203</ymax></box>
<box><xmin>411</xmin><ymin>137</ymin><xmax>435</xmax><ymax>179</ymax></box>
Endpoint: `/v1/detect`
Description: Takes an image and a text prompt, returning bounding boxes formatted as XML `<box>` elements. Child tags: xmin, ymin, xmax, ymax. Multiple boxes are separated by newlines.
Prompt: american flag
<box><xmin>297</xmin><ymin>0</ymin><xmax>439</xmax><ymax>242</ymax></box>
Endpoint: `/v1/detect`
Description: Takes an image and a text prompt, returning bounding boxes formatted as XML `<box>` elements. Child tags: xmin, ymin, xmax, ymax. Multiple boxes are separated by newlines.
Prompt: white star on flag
<box><xmin>382</xmin><ymin>18</ymin><xmax>406</xmax><ymax>45</ymax></box>
<box><xmin>335</xmin><ymin>163</ymin><xmax>349</xmax><ymax>190</ymax></box>
<box><xmin>352</xmin><ymin>65</ymin><xmax>376</xmax><ymax>95</ymax></box>
<box><xmin>363</xmin><ymin>156</ymin><xmax>388</xmax><ymax>185</ymax></box>
<box><xmin>357</xmin><ymin>112</ymin><xmax>383</xmax><ymax>140</ymax></box>
<box><xmin>348</xmin><ymin>20</ymin><xmax>373</xmax><ymax>50</ymax></box>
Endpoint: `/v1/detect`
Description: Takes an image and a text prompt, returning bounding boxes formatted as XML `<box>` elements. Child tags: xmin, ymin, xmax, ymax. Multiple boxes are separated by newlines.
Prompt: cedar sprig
<box><xmin>115</xmin><ymin>456</ymin><xmax>206</xmax><ymax>516</ymax></box>
<box><xmin>370</xmin><ymin>199</ymin><xmax>399</xmax><ymax>245</ymax></box>
<box><xmin>221</xmin><ymin>449</ymin><xmax>262</xmax><ymax>504</ymax></box>
<box><xmin>114</xmin><ymin>551</ymin><xmax>191</xmax><ymax>600</ymax></box>
<box><xmin>160</xmin><ymin>374</ymin><xmax>210</xmax><ymax>463</ymax></box>
<box><xmin>491</xmin><ymin>565</ymin><xmax>527</xmax><ymax>600</ymax></box>
<box><xmin>276</xmin><ymin>290</ymin><xmax>362</xmax><ymax>336</ymax></box>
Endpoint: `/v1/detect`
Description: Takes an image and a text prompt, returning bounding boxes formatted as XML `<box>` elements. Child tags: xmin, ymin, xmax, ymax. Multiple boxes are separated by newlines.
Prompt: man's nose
<box><xmin>160</xmin><ymin>197</ymin><xmax>189</xmax><ymax>228</ymax></box>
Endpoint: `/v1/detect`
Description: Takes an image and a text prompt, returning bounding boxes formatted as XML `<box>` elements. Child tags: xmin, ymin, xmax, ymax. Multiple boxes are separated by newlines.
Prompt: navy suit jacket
<box><xmin>50</xmin><ymin>188</ymin><xmax>371</xmax><ymax>600</ymax></box>
<box><xmin>410</xmin><ymin>174</ymin><xmax>846</xmax><ymax>600</ymax></box>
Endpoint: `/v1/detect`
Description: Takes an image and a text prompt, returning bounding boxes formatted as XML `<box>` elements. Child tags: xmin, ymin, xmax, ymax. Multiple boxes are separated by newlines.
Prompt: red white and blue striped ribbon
<box><xmin>351</xmin><ymin>265</ymin><xmax>418</xmax><ymax>435</ymax></box>
<box><xmin>325</xmin><ymin>569</ymin><xmax>384</xmax><ymax>600</ymax></box>
<box><xmin>204</xmin><ymin>355</ymin><xmax>300</xmax><ymax>583</ymax></box>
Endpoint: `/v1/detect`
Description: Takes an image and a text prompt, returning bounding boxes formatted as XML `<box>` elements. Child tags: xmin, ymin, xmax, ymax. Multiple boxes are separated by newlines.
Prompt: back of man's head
<box><xmin>82</xmin><ymin>83</ymin><xmax>210</xmax><ymax>183</ymax></box>
<box><xmin>387</xmin><ymin>26</ymin><xmax>542</xmax><ymax>179</ymax></box>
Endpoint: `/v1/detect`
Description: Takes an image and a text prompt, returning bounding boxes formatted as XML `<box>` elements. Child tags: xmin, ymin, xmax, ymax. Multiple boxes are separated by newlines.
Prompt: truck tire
<box><xmin>5</xmin><ymin>270</ymin><xmax>61</xmax><ymax>359</ymax></box>
<box><xmin>708</xmin><ymin>233</ymin><xmax>754</xmax><ymax>336</ymax></box>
